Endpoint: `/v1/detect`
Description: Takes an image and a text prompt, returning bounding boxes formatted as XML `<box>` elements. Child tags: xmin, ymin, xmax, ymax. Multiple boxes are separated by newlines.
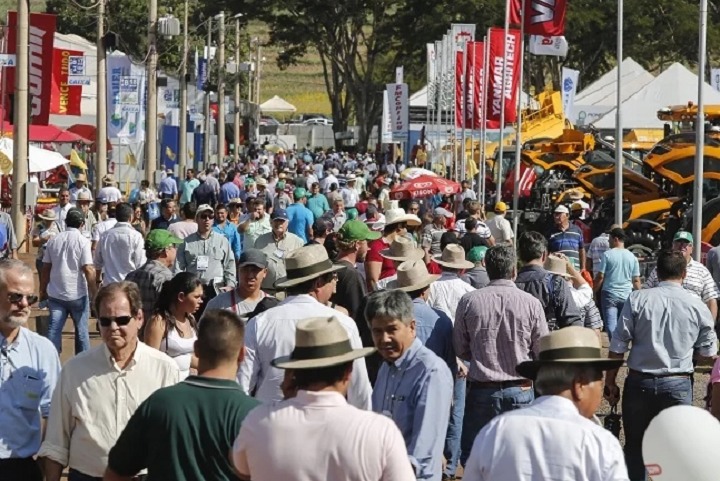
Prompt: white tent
<box><xmin>409</xmin><ymin>85</ymin><xmax>537</xmax><ymax>109</ymax></box>
<box><xmin>260</xmin><ymin>95</ymin><xmax>297</xmax><ymax>113</ymax></box>
<box><xmin>573</xmin><ymin>58</ymin><xmax>654</xmax><ymax>127</ymax></box>
<box><xmin>0</xmin><ymin>138</ymin><xmax>68</xmax><ymax>173</ymax></box>
<box><xmin>592</xmin><ymin>63</ymin><xmax>720</xmax><ymax>129</ymax></box>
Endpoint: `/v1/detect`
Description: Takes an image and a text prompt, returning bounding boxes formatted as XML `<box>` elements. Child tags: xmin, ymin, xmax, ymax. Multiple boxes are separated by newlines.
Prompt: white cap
<box><xmin>554</xmin><ymin>205</ymin><xmax>570</xmax><ymax>214</ymax></box>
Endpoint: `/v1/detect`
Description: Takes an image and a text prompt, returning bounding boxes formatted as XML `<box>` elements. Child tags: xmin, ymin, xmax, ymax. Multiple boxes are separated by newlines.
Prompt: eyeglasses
<box><xmin>7</xmin><ymin>293</ymin><xmax>38</xmax><ymax>306</ymax></box>
<box><xmin>98</xmin><ymin>315</ymin><xmax>134</xmax><ymax>327</ymax></box>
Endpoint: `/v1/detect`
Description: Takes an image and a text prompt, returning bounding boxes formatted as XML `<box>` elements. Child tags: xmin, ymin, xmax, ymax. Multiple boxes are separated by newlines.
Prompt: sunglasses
<box><xmin>98</xmin><ymin>315</ymin><xmax>134</xmax><ymax>327</ymax></box>
<box><xmin>199</xmin><ymin>214</ymin><xmax>215</xmax><ymax>220</ymax></box>
<box><xmin>7</xmin><ymin>292</ymin><xmax>39</xmax><ymax>306</ymax></box>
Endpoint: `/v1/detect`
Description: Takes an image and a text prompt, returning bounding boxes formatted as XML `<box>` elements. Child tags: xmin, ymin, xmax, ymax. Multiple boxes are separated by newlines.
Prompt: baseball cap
<box><xmin>467</xmin><ymin>246</ymin><xmax>488</xmax><ymax>263</ymax></box>
<box><xmin>238</xmin><ymin>249</ymin><xmax>268</xmax><ymax>268</ymax></box>
<box><xmin>494</xmin><ymin>202</ymin><xmax>507</xmax><ymax>213</ymax></box>
<box><xmin>196</xmin><ymin>204</ymin><xmax>214</xmax><ymax>217</ymax></box>
<box><xmin>554</xmin><ymin>205</ymin><xmax>569</xmax><ymax>214</ymax></box>
<box><xmin>293</xmin><ymin>187</ymin><xmax>308</xmax><ymax>199</ymax></box>
<box><xmin>338</xmin><ymin>220</ymin><xmax>382</xmax><ymax>242</ymax></box>
<box><xmin>271</xmin><ymin>209</ymin><xmax>289</xmax><ymax>221</ymax></box>
<box><xmin>65</xmin><ymin>208</ymin><xmax>85</xmax><ymax>226</ymax></box>
<box><xmin>673</xmin><ymin>231</ymin><xmax>693</xmax><ymax>243</ymax></box>
<box><xmin>434</xmin><ymin>207</ymin><xmax>453</xmax><ymax>218</ymax></box>
<box><xmin>96</xmin><ymin>194</ymin><xmax>109</xmax><ymax>204</ymax></box>
<box><xmin>145</xmin><ymin>229</ymin><xmax>184</xmax><ymax>250</ymax></box>
<box><xmin>276</xmin><ymin>181</ymin><xmax>286</xmax><ymax>190</ymax></box>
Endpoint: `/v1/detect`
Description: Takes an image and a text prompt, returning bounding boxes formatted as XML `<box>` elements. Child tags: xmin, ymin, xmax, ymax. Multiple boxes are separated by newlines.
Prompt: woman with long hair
<box><xmin>143</xmin><ymin>272</ymin><xmax>204</xmax><ymax>378</ymax></box>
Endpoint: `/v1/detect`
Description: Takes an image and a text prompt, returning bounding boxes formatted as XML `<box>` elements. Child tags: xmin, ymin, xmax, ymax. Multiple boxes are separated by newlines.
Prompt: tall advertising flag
<box><xmin>50</xmin><ymin>48</ymin><xmax>82</xmax><ymax>115</ymax></box>
<box><xmin>487</xmin><ymin>27</ymin><xmax>522</xmax><ymax>125</ymax></box>
<box><xmin>427</xmin><ymin>43</ymin><xmax>436</xmax><ymax>108</ymax></box>
<box><xmin>455</xmin><ymin>51</ymin><xmax>464</xmax><ymax>129</ymax></box>
<box><xmin>386</xmin><ymin>83</ymin><xmax>409</xmax><ymax>140</ymax></box>
<box><xmin>464</xmin><ymin>41</ymin><xmax>485</xmax><ymax>130</ymax></box>
<box><xmin>451</xmin><ymin>24</ymin><xmax>476</xmax><ymax>51</ymax></box>
<box><xmin>712</xmin><ymin>68</ymin><xmax>720</xmax><ymax>92</ymax></box>
<box><xmin>509</xmin><ymin>0</ymin><xmax>567</xmax><ymax>36</ymax></box>
<box><xmin>528</xmin><ymin>35</ymin><xmax>569</xmax><ymax>57</ymax></box>
<box><xmin>561</xmin><ymin>67</ymin><xmax>579</xmax><ymax>119</ymax></box>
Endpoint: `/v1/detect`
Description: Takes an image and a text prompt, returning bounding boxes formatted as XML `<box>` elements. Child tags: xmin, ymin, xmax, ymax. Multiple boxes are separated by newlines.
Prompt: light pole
<box><xmin>96</xmin><ymin>0</ymin><xmax>107</xmax><ymax>192</ymax></box>
<box><xmin>234</xmin><ymin>13</ymin><xmax>243</xmax><ymax>162</ymax></box>
<box><xmin>146</xmin><ymin>0</ymin><xmax>158</xmax><ymax>183</ymax></box>
<box><xmin>614</xmin><ymin>0</ymin><xmax>623</xmax><ymax>226</ymax></box>
<box><xmin>254</xmin><ymin>40</ymin><xmax>262</xmax><ymax>142</ymax></box>
<box><xmin>11</xmin><ymin>0</ymin><xmax>29</xmax><ymax>248</ymax></box>
<box><xmin>203</xmin><ymin>17</ymin><xmax>212</xmax><ymax>167</ymax></box>
<box><xmin>216</xmin><ymin>12</ymin><xmax>225</xmax><ymax>165</ymax></box>
<box><xmin>693</xmin><ymin>0</ymin><xmax>708</xmax><ymax>259</ymax></box>
<box><xmin>178</xmin><ymin>0</ymin><xmax>189</xmax><ymax>178</ymax></box>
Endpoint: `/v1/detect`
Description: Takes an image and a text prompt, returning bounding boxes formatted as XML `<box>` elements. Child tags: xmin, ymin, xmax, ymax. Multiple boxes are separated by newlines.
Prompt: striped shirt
<box><xmin>454</xmin><ymin>280</ymin><xmax>549</xmax><ymax>382</ymax></box>
<box><xmin>643</xmin><ymin>259</ymin><xmax>719</xmax><ymax>303</ymax></box>
<box><xmin>587</xmin><ymin>233</ymin><xmax>610</xmax><ymax>276</ymax></box>
<box><xmin>547</xmin><ymin>224</ymin><xmax>584</xmax><ymax>270</ymax></box>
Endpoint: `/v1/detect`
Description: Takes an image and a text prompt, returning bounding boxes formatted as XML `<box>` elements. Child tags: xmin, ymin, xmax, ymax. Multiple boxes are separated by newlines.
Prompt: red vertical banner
<box><xmin>486</xmin><ymin>27</ymin><xmax>521</xmax><ymax>126</ymax></box>
<box><xmin>50</xmin><ymin>49</ymin><xmax>82</xmax><ymax>116</ymax></box>
<box><xmin>455</xmin><ymin>51</ymin><xmax>464</xmax><ymax>129</ymax></box>
<box><xmin>465</xmin><ymin>41</ymin><xmax>485</xmax><ymax>130</ymax></box>
<box><xmin>4</xmin><ymin>12</ymin><xmax>57</xmax><ymax>125</ymax></box>
<box><xmin>509</xmin><ymin>0</ymin><xmax>567</xmax><ymax>36</ymax></box>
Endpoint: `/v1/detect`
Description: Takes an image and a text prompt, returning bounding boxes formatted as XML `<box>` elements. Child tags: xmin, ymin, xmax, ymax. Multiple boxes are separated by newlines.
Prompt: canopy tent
<box><xmin>66</xmin><ymin>124</ymin><xmax>112</xmax><ymax>151</ymax></box>
<box><xmin>260</xmin><ymin>95</ymin><xmax>297</xmax><ymax>113</ymax></box>
<box><xmin>0</xmin><ymin>137</ymin><xmax>69</xmax><ymax>173</ymax></box>
<box><xmin>592</xmin><ymin>63</ymin><xmax>720</xmax><ymax>129</ymax></box>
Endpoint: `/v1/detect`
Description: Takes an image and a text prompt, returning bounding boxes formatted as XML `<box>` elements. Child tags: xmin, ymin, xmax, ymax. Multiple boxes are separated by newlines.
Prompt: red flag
<box><xmin>465</xmin><ymin>42</ymin><xmax>483</xmax><ymax>130</ymax></box>
<box><xmin>486</xmin><ymin>27</ymin><xmax>522</xmax><ymax>126</ymax></box>
<box><xmin>509</xmin><ymin>0</ymin><xmax>567</xmax><ymax>36</ymax></box>
<box><xmin>4</xmin><ymin>12</ymin><xmax>57</xmax><ymax>125</ymax></box>
<box><xmin>455</xmin><ymin>51</ymin><xmax>464</xmax><ymax>129</ymax></box>
<box><xmin>50</xmin><ymin>49</ymin><xmax>82</xmax><ymax>116</ymax></box>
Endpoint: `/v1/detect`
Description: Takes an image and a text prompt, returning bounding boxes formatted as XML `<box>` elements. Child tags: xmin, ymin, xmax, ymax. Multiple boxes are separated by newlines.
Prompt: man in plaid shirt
<box><xmin>125</xmin><ymin>229</ymin><xmax>184</xmax><ymax>321</ymax></box>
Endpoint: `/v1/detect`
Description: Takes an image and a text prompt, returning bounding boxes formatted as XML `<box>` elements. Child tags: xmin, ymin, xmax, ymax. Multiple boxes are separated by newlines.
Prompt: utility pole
<box><xmin>146</xmin><ymin>0</ymin><xmax>158</xmax><ymax>183</ymax></box>
<box><xmin>11</xmin><ymin>0</ymin><xmax>29</xmax><ymax>247</ymax></box>
<box><xmin>217</xmin><ymin>12</ymin><xmax>225</xmax><ymax>166</ymax></box>
<box><xmin>178</xmin><ymin>0</ymin><xmax>189</xmax><ymax>178</ymax></box>
<box><xmin>693</xmin><ymin>0</ymin><xmax>708</xmax><ymax>260</ymax></box>
<box><xmin>234</xmin><ymin>14</ymin><xmax>242</xmax><ymax>162</ymax></box>
<box><xmin>96</xmin><ymin>0</ymin><xmax>107</xmax><ymax>192</ymax></box>
<box><xmin>254</xmin><ymin>40</ymin><xmax>261</xmax><ymax>142</ymax></box>
<box><xmin>203</xmin><ymin>17</ymin><xmax>212</xmax><ymax>167</ymax></box>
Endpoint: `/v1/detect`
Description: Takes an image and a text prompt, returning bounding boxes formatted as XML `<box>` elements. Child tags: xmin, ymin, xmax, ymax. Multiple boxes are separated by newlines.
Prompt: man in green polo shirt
<box><xmin>104</xmin><ymin>310</ymin><xmax>259</xmax><ymax>481</ymax></box>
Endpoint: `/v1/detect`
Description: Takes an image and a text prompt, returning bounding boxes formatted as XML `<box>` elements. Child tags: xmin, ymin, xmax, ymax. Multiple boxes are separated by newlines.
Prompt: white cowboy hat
<box><xmin>271</xmin><ymin>316</ymin><xmax>376</xmax><ymax>369</ymax></box>
<box><xmin>77</xmin><ymin>191</ymin><xmax>92</xmax><ymax>202</ymax></box>
<box><xmin>516</xmin><ymin>326</ymin><xmax>623</xmax><ymax>379</ymax></box>
<box><xmin>543</xmin><ymin>255</ymin><xmax>571</xmax><ymax>278</ymax></box>
<box><xmin>387</xmin><ymin>259</ymin><xmax>440</xmax><ymax>292</ymax></box>
<box><xmin>379</xmin><ymin>236</ymin><xmax>424</xmax><ymax>261</ymax></box>
<box><xmin>274</xmin><ymin>244</ymin><xmax>345</xmax><ymax>288</ymax></box>
<box><xmin>384</xmin><ymin>208</ymin><xmax>421</xmax><ymax>227</ymax></box>
<box><xmin>433</xmin><ymin>244</ymin><xmax>474</xmax><ymax>269</ymax></box>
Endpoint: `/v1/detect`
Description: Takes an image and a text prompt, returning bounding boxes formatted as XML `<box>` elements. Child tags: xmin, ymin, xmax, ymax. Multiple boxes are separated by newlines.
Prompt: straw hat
<box><xmin>543</xmin><ymin>255</ymin><xmax>571</xmax><ymax>278</ymax></box>
<box><xmin>387</xmin><ymin>259</ymin><xmax>440</xmax><ymax>292</ymax></box>
<box><xmin>75</xmin><ymin>173</ymin><xmax>87</xmax><ymax>182</ymax></box>
<box><xmin>274</xmin><ymin>244</ymin><xmax>345</xmax><ymax>288</ymax></box>
<box><xmin>516</xmin><ymin>326</ymin><xmax>623</xmax><ymax>379</ymax></box>
<box><xmin>102</xmin><ymin>174</ymin><xmax>116</xmax><ymax>186</ymax></box>
<box><xmin>568</xmin><ymin>190</ymin><xmax>584</xmax><ymax>201</ymax></box>
<box><xmin>379</xmin><ymin>237</ymin><xmax>424</xmax><ymax>261</ymax></box>
<box><xmin>39</xmin><ymin>210</ymin><xmax>57</xmax><ymax>221</ymax></box>
<box><xmin>77</xmin><ymin>191</ymin><xmax>92</xmax><ymax>202</ymax></box>
<box><xmin>384</xmin><ymin>208</ymin><xmax>421</xmax><ymax>227</ymax></box>
<box><xmin>271</xmin><ymin>316</ymin><xmax>376</xmax><ymax>369</ymax></box>
<box><xmin>433</xmin><ymin>244</ymin><xmax>474</xmax><ymax>269</ymax></box>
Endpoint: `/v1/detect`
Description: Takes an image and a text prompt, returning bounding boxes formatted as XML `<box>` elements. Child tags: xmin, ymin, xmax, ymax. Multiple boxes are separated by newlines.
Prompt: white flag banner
<box><xmin>427</xmin><ymin>44</ymin><xmax>436</xmax><ymax>108</ymax></box>
<box><xmin>561</xmin><ymin>67</ymin><xmax>579</xmax><ymax>119</ymax></box>
<box><xmin>712</xmin><ymin>68</ymin><xmax>720</xmax><ymax>92</ymax></box>
<box><xmin>387</xmin><ymin>83</ymin><xmax>409</xmax><ymax>140</ymax></box>
<box><xmin>381</xmin><ymin>90</ymin><xmax>393</xmax><ymax>143</ymax></box>
<box><xmin>434</xmin><ymin>40</ymin><xmax>442</xmax><ymax>108</ymax></box>
<box><xmin>451</xmin><ymin>23</ymin><xmax>476</xmax><ymax>51</ymax></box>
<box><xmin>528</xmin><ymin>35</ymin><xmax>569</xmax><ymax>57</ymax></box>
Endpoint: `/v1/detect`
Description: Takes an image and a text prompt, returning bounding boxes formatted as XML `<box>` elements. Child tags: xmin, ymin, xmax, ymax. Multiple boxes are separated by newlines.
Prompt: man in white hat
<box><xmin>75</xmin><ymin>191</ymin><xmax>96</xmax><ymax>240</ymax></box>
<box><xmin>422</xmin><ymin>208</ymin><xmax>452</xmax><ymax>257</ymax></box>
<box><xmin>547</xmin><ymin>204</ymin><xmax>586</xmax><ymax>271</ymax></box>
<box><xmin>320</xmin><ymin>167</ymin><xmax>339</xmax><ymax>193</ymax></box>
<box><xmin>341</xmin><ymin>174</ymin><xmax>359</xmax><ymax>218</ymax></box>
<box><xmin>68</xmin><ymin>173</ymin><xmax>91</xmax><ymax>203</ymax></box>
<box><xmin>32</xmin><ymin>210</ymin><xmax>60</xmax><ymax>274</ymax></box>
<box><xmin>463</xmin><ymin>327</ymin><xmax>627</xmax><ymax>481</ymax></box>
<box><xmin>232</xmin><ymin>316</ymin><xmax>414</xmax><ymax>481</ymax></box>
<box><xmin>238</xmin><ymin>244</ymin><xmax>372</xmax><ymax>408</ymax></box>
<box><xmin>98</xmin><ymin>174</ymin><xmax>123</xmax><ymax>204</ymax></box>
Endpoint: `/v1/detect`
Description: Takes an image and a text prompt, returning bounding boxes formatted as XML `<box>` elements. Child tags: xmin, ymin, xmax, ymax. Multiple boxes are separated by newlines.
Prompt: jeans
<box><xmin>47</xmin><ymin>296</ymin><xmax>90</xmax><ymax>355</ymax></box>
<box><xmin>459</xmin><ymin>384</ymin><xmax>534</xmax><ymax>467</ymax></box>
<box><xmin>601</xmin><ymin>291</ymin><xmax>628</xmax><ymax>342</ymax></box>
<box><xmin>622</xmin><ymin>373</ymin><xmax>692</xmax><ymax>481</ymax></box>
<box><xmin>443</xmin><ymin>377</ymin><xmax>465</xmax><ymax>477</ymax></box>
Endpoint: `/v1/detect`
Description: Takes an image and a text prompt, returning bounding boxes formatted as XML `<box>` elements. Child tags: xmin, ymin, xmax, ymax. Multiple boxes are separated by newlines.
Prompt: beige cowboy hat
<box><xmin>272</xmin><ymin>316</ymin><xmax>376</xmax><ymax>369</ymax></box>
<box><xmin>77</xmin><ymin>190</ymin><xmax>92</xmax><ymax>202</ymax></box>
<box><xmin>544</xmin><ymin>255</ymin><xmax>571</xmax><ymax>278</ymax></box>
<box><xmin>39</xmin><ymin>210</ymin><xmax>57</xmax><ymax>221</ymax></box>
<box><xmin>102</xmin><ymin>174</ymin><xmax>117</xmax><ymax>185</ymax></box>
<box><xmin>516</xmin><ymin>326</ymin><xmax>624</xmax><ymax>379</ymax></box>
<box><xmin>433</xmin><ymin>244</ymin><xmax>474</xmax><ymax>269</ymax></box>
<box><xmin>379</xmin><ymin>236</ymin><xmax>424</xmax><ymax>261</ymax></box>
<box><xmin>75</xmin><ymin>173</ymin><xmax>87</xmax><ymax>182</ymax></box>
<box><xmin>384</xmin><ymin>208</ymin><xmax>421</xmax><ymax>227</ymax></box>
<box><xmin>387</xmin><ymin>259</ymin><xmax>440</xmax><ymax>292</ymax></box>
<box><xmin>568</xmin><ymin>190</ymin><xmax>585</xmax><ymax>201</ymax></box>
<box><xmin>274</xmin><ymin>244</ymin><xmax>345</xmax><ymax>289</ymax></box>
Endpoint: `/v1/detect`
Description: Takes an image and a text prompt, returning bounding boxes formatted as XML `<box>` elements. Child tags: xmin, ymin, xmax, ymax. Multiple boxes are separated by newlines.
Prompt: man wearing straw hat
<box><xmin>375</xmin><ymin>236</ymin><xmax>425</xmax><ymax>290</ymax></box>
<box><xmin>463</xmin><ymin>327</ymin><xmax>628</xmax><ymax>481</ymax></box>
<box><xmin>68</xmin><ymin>173</ymin><xmax>91</xmax><ymax>203</ymax></box>
<box><xmin>232</xmin><ymin>316</ymin><xmax>415</xmax><ymax>481</ymax></box>
<box><xmin>238</xmin><ymin>244</ymin><xmax>372</xmax><ymax>408</ymax></box>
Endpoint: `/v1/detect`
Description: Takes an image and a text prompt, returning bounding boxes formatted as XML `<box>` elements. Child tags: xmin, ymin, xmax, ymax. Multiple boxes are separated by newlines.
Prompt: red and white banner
<box><xmin>487</xmin><ymin>27</ymin><xmax>522</xmax><ymax>126</ymax></box>
<box><xmin>455</xmin><ymin>51</ymin><xmax>463</xmax><ymax>129</ymax></box>
<box><xmin>4</xmin><ymin>12</ymin><xmax>56</xmax><ymax>125</ymax></box>
<box><xmin>464</xmin><ymin>42</ymin><xmax>484</xmax><ymax>130</ymax></box>
<box><xmin>528</xmin><ymin>35</ymin><xmax>569</xmax><ymax>57</ymax></box>
<box><xmin>50</xmin><ymin>48</ymin><xmax>82</xmax><ymax>116</ymax></box>
<box><xmin>509</xmin><ymin>0</ymin><xmax>567</xmax><ymax>36</ymax></box>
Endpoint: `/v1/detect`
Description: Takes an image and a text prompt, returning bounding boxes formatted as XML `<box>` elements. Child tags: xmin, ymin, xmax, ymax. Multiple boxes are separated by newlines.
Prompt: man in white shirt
<box><xmin>233</xmin><ymin>316</ymin><xmax>414</xmax><ymax>481</ymax></box>
<box><xmin>463</xmin><ymin>327</ymin><xmax>628</xmax><ymax>481</ymax></box>
<box><xmin>40</xmin><ymin>208</ymin><xmax>97</xmax><ymax>355</ymax></box>
<box><xmin>91</xmin><ymin>196</ymin><xmax>117</xmax><ymax>252</ymax></box>
<box><xmin>98</xmin><ymin>174</ymin><xmax>123</xmax><ymax>204</ymax></box>
<box><xmin>51</xmin><ymin>188</ymin><xmax>74</xmax><ymax>231</ymax></box>
<box><xmin>39</xmin><ymin>281</ymin><xmax>179</xmax><ymax>481</ymax></box>
<box><xmin>94</xmin><ymin>203</ymin><xmax>147</xmax><ymax>285</ymax></box>
<box><xmin>485</xmin><ymin>202</ymin><xmax>514</xmax><ymax>245</ymax></box>
<box><xmin>238</xmin><ymin>244</ymin><xmax>372</xmax><ymax>409</ymax></box>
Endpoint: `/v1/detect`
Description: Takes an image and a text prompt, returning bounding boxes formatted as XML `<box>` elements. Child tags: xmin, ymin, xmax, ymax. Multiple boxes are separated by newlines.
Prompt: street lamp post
<box><xmin>203</xmin><ymin>17</ymin><xmax>212</xmax><ymax>168</ymax></box>
<box><xmin>234</xmin><ymin>13</ymin><xmax>243</xmax><ymax>162</ymax></box>
<box><xmin>216</xmin><ymin>12</ymin><xmax>225</xmax><ymax>166</ymax></box>
<box><xmin>96</xmin><ymin>0</ymin><xmax>107</xmax><ymax>191</ymax></box>
<box><xmin>254</xmin><ymin>40</ymin><xmax>262</xmax><ymax>142</ymax></box>
<box><xmin>146</xmin><ymin>0</ymin><xmax>158</xmax><ymax>183</ymax></box>
<box><xmin>178</xmin><ymin>0</ymin><xmax>189</xmax><ymax>178</ymax></box>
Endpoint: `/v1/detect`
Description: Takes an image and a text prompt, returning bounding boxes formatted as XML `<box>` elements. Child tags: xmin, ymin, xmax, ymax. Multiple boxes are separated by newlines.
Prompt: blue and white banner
<box><xmin>561</xmin><ymin>67</ymin><xmax>579</xmax><ymax>119</ymax></box>
<box><xmin>197</xmin><ymin>58</ymin><xmax>208</xmax><ymax>90</ymax></box>
<box><xmin>107</xmin><ymin>52</ymin><xmax>146</xmax><ymax>141</ymax></box>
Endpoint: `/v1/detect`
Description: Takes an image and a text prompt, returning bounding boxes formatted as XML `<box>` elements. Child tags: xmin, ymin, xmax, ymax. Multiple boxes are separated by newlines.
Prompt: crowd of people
<box><xmin>1</xmin><ymin>147</ymin><xmax>719</xmax><ymax>481</ymax></box>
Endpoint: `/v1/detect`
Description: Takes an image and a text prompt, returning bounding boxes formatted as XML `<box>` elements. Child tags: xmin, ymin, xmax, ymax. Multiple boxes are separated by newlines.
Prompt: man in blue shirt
<box><xmin>213</xmin><ymin>204</ymin><xmax>243</xmax><ymax>259</ymax></box>
<box><xmin>286</xmin><ymin>188</ymin><xmax>314</xmax><ymax>244</ymax></box>
<box><xmin>306</xmin><ymin>182</ymin><xmax>330</xmax><ymax>221</ymax></box>
<box><xmin>366</xmin><ymin>289</ymin><xmax>453</xmax><ymax>481</ymax></box>
<box><xmin>547</xmin><ymin>205</ymin><xmax>586</xmax><ymax>271</ymax></box>
<box><xmin>158</xmin><ymin>169</ymin><xmax>178</xmax><ymax>200</ymax></box>
<box><xmin>0</xmin><ymin>259</ymin><xmax>61</xmax><ymax>480</ymax></box>
<box><xmin>221</xmin><ymin>172</ymin><xmax>241</xmax><ymax>205</ymax></box>
<box><xmin>179</xmin><ymin>168</ymin><xmax>200</xmax><ymax>206</ymax></box>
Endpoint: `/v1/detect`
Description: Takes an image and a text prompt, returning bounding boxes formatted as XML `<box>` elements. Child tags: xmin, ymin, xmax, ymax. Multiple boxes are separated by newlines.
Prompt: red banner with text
<box><xmin>50</xmin><ymin>49</ymin><xmax>82</xmax><ymax>116</ymax></box>
<box><xmin>455</xmin><ymin>51</ymin><xmax>463</xmax><ymax>129</ymax></box>
<box><xmin>4</xmin><ymin>12</ymin><xmax>57</xmax><ymax>125</ymax></box>
<box><xmin>464</xmin><ymin>42</ymin><xmax>483</xmax><ymax>130</ymax></box>
<box><xmin>486</xmin><ymin>27</ymin><xmax>521</xmax><ymax>126</ymax></box>
<box><xmin>509</xmin><ymin>0</ymin><xmax>567</xmax><ymax>36</ymax></box>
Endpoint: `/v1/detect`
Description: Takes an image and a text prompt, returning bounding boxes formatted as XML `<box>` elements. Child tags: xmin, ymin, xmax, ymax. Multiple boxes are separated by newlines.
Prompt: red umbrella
<box><xmin>390</xmin><ymin>174</ymin><xmax>461</xmax><ymax>200</ymax></box>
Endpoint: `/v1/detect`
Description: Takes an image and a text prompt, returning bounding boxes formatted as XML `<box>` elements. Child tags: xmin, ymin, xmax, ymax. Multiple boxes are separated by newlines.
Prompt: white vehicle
<box><xmin>303</xmin><ymin>117</ymin><xmax>333</xmax><ymax>126</ymax></box>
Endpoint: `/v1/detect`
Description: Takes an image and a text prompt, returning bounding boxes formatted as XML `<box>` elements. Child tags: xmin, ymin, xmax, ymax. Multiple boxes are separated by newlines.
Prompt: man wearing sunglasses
<box><xmin>0</xmin><ymin>259</ymin><xmax>60</xmax><ymax>481</ymax></box>
<box><xmin>40</xmin><ymin>282</ymin><xmax>180</xmax><ymax>481</ymax></box>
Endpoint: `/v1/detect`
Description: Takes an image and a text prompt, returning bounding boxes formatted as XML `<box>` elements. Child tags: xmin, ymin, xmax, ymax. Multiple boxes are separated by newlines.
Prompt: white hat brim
<box><xmin>274</xmin><ymin>263</ymin><xmax>346</xmax><ymax>289</ymax></box>
<box><xmin>433</xmin><ymin>256</ymin><xmax>474</xmax><ymax>270</ymax></box>
<box><xmin>272</xmin><ymin>347</ymin><xmax>376</xmax><ymax>369</ymax></box>
<box><xmin>386</xmin><ymin>274</ymin><xmax>440</xmax><ymax>292</ymax></box>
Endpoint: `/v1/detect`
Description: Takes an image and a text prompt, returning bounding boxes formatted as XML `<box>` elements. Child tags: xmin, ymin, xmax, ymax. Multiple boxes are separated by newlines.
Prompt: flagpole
<box><xmin>614</xmin><ymin>0</ymin><xmax>623</xmax><ymax>225</ymax></box>
<box><xmin>496</xmin><ymin>0</ymin><xmax>511</xmax><ymax>203</ymax></box>
<box><xmin>512</xmin><ymin>0</ymin><xmax>526</xmax><ymax>238</ymax></box>
<box><xmin>480</xmin><ymin>37</ymin><xmax>490</xmax><ymax>204</ymax></box>
<box><xmin>461</xmin><ymin>44</ymin><xmax>467</xmax><ymax>181</ymax></box>
<box><xmin>693</xmin><ymin>0</ymin><xmax>707</xmax><ymax>259</ymax></box>
<box><xmin>435</xmin><ymin>40</ymin><xmax>442</xmax><ymax>171</ymax></box>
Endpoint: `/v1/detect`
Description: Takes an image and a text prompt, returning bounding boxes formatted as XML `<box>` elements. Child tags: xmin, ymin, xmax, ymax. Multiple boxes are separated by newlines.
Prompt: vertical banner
<box><xmin>528</xmin><ymin>35</ymin><xmax>569</xmax><ymax>56</ymax></box>
<box><xmin>107</xmin><ymin>52</ymin><xmax>147</xmax><ymax>141</ymax></box>
<box><xmin>451</xmin><ymin>24</ymin><xmax>476</xmax><ymax>51</ymax></box>
<box><xmin>465</xmin><ymin>41</ymin><xmax>485</xmax><ymax>130</ymax></box>
<box><xmin>5</xmin><ymin>12</ymin><xmax>56</xmax><ymax>125</ymax></box>
<box><xmin>487</xmin><ymin>27</ymin><xmax>522</xmax><ymax>125</ymax></box>
<box><xmin>561</xmin><ymin>67</ymin><xmax>579</xmax><ymax>119</ymax></box>
<box><xmin>426</xmin><ymin>43</ymin><xmax>436</xmax><ymax>108</ymax></box>
<box><xmin>712</xmin><ymin>68</ymin><xmax>720</xmax><ymax>92</ymax></box>
<box><xmin>197</xmin><ymin>58</ymin><xmax>208</xmax><ymax>90</ymax></box>
<box><xmin>160</xmin><ymin>124</ymin><xmax>179</xmax><ymax>171</ymax></box>
<box><xmin>50</xmin><ymin>48</ymin><xmax>82</xmax><ymax>116</ymax></box>
<box><xmin>455</xmin><ymin>51</ymin><xmax>464</xmax><ymax>128</ymax></box>
<box><xmin>386</xmin><ymin>83</ymin><xmax>409</xmax><ymax>140</ymax></box>
<box><xmin>509</xmin><ymin>0</ymin><xmax>567</xmax><ymax>36</ymax></box>
<box><xmin>381</xmin><ymin>90</ymin><xmax>393</xmax><ymax>143</ymax></box>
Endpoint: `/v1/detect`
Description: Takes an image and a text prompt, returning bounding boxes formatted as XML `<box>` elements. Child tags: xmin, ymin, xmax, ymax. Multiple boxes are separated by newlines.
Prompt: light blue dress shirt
<box><xmin>412</xmin><ymin>298</ymin><xmax>457</xmax><ymax>374</ymax></box>
<box><xmin>213</xmin><ymin>221</ymin><xmax>243</xmax><ymax>259</ymax></box>
<box><xmin>0</xmin><ymin>327</ymin><xmax>61</xmax><ymax>458</ymax></box>
<box><xmin>372</xmin><ymin>338</ymin><xmax>453</xmax><ymax>480</ymax></box>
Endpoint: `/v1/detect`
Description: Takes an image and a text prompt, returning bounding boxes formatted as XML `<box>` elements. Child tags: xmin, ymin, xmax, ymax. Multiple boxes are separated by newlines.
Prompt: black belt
<box><xmin>468</xmin><ymin>378</ymin><xmax>532</xmax><ymax>389</ymax></box>
<box><xmin>628</xmin><ymin>369</ymin><xmax>692</xmax><ymax>379</ymax></box>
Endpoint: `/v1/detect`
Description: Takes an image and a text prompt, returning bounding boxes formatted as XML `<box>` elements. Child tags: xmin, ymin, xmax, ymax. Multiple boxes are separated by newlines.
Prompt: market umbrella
<box><xmin>390</xmin><ymin>174</ymin><xmax>461</xmax><ymax>200</ymax></box>
<box><xmin>399</xmin><ymin>167</ymin><xmax>437</xmax><ymax>181</ymax></box>
<box><xmin>0</xmin><ymin>137</ymin><xmax>69</xmax><ymax>174</ymax></box>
